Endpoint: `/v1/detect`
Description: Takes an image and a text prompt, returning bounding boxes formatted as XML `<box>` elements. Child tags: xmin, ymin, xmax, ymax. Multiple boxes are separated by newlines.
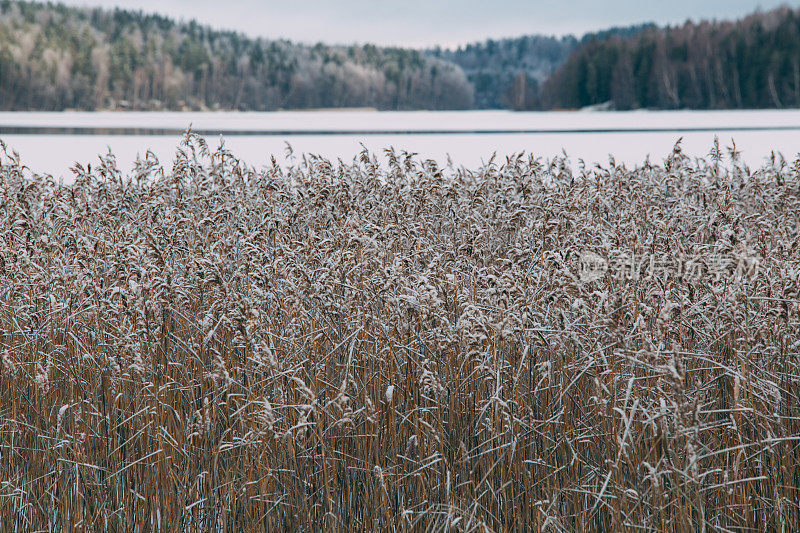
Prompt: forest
<box><xmin>1</xmin><ymin>1</ymin><xmax>800</xmax><ymax>111</ymax></box>
<box><xmin>429</xmin><ymin>35</ymin><xmax>577</xmax><ymax>109</ymax></box>
<box><xmin>432</xmin><ymin>24</ymin><xmax>655</xmax><ymax>110</ymax></box>
<box><xmin>0</xmin><ymin>0</ymin><xmax>474</xmax><ymax>110</ymax></box>
<box><xmin>539</xmin><ymin>7</ymin><xmax>800</xmax><ymax>110</ymax></box>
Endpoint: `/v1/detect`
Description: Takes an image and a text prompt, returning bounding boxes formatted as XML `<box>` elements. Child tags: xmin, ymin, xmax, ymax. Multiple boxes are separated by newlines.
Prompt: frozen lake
<box><xmin>1</xmin><ymin>109</ymin><xmax>799</xmax><ymax>179</ymax></box>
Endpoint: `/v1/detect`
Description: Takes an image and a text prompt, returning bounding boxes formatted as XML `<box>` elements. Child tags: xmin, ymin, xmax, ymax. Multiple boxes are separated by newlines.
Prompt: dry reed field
<box><xmin>0</xmin><ymin>135</ymin><xmax>799</xmax><ymax>531</ymax></box>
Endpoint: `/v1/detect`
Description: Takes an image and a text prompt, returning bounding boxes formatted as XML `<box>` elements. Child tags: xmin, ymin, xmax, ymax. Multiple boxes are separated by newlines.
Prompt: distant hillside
<box><xmin>4</xmin><ymin>1</ymin><xmax>794</xmax><ymax>113</ymax></box>
<box><xmin>429</xmin><ymin>25</ymin><xmax>656</xmax><ymax>110</ymax></box>
<box><xmin>429</xmin><ymin>35</ymin><xmax>578</xmax><ymax>109</ymax></box>
<box><xmin>0</xmin><ymin>0</ymin><xmax>474</xmax><ymax>111</ymax></box>
<box><xmin>540</xmin><ymin>7</ymin><xmax>800</xmax><ymax>110</ymax></box>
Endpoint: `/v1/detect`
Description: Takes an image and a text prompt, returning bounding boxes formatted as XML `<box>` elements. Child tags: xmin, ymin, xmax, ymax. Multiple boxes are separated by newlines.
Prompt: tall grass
<box><xmin>0</xmin><ymin>136</ymin><xmax>798</xmax><ymax>531</ymax></box>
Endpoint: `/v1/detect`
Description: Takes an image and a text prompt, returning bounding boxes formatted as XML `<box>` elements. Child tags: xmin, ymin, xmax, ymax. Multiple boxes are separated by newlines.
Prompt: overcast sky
<box><xmin>55</xmin><ymin>0</ymin><xmax>800</xmax><ymax>48</ymax></box>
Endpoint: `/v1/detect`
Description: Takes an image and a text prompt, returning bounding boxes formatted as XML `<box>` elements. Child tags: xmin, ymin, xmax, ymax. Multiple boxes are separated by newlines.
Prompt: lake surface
<box><xmin>1</xmin><ymin>109</ymin><xmax>799</xmax><ymax>180</ymax></box>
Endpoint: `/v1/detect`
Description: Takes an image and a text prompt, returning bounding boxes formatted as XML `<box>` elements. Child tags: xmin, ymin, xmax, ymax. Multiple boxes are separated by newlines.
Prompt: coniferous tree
<box><xmin>541</xmin><ymin>6</ymin><xmax>800</xmax><ymax>110</ymax></box>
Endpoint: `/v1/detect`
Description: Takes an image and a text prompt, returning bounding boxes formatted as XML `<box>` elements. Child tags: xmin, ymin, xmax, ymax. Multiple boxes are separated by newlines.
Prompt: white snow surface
<box><xmin>0</xmin><ymin>109</ymin><xmax>798</xmax><ymax>180</ymax></box>
<box><xmin>2</xmin><ymin>109</ymin><xmax>800</xmax><ymax>132</ymax></box>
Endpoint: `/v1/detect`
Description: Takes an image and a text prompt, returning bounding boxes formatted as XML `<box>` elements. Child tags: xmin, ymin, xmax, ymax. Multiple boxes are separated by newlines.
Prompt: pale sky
<box><xmin>54</xmin><ymin>0</ymin><xmax>800</xmax><ymax>48</ymax></box>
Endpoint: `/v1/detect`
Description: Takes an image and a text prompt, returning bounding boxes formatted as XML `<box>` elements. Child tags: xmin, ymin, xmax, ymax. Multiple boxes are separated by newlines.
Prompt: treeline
<box><xmin>540</xmin><ymin>7</ymin><xmax>800</xmax><ymax>110</ymax></box>
<box><xmin>429</xmin><ymin>35</ymin><xmax>577</xmax><ymax>109</ymax></box>
<box><xmin>0</xmin><ymin>0</ymin><xmax>473</xmax><ymax>110</ymax></box>
<box><xmin>3</xmin><ymin>0</ymin><xmax>799</xmax><ymax>112</ymax></box>
<box><xmin>432</xmin><ymin>25</ymin><xmax>655</xmax><ymax>110</ymax></box>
